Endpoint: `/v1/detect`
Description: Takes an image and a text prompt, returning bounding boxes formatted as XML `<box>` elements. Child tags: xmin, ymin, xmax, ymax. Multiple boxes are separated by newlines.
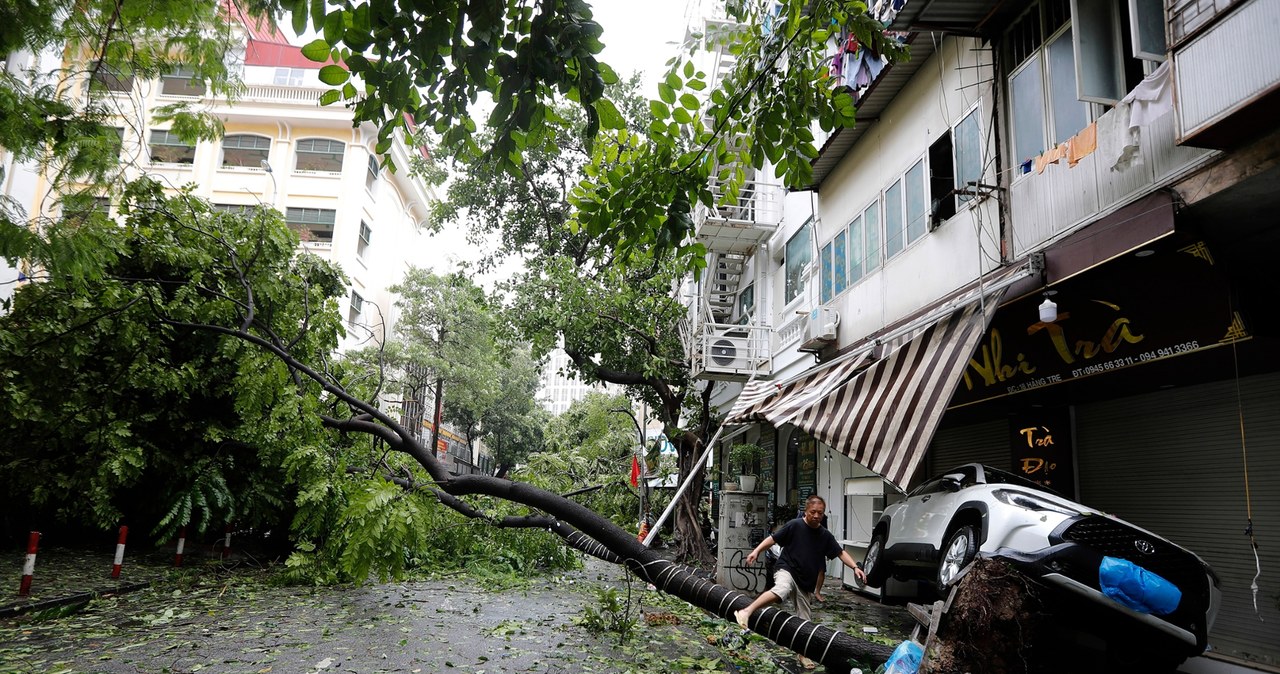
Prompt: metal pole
<box><xmin>643</xmin><ymin>423</ymin><xmax>729</xmax><ymax>547</ymax></box>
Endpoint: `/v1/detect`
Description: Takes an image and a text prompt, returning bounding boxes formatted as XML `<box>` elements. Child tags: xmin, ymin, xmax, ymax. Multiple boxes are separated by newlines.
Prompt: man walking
<box><xmin>735</xmin><ymin>495</ymin><xmax>867</xmax><ymax>668</ymax></box>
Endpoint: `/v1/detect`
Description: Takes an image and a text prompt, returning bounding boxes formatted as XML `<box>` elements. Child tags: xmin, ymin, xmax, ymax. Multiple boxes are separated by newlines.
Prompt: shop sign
<box><xmin>1009</xmin><ymin>409</ymin><xmax>1075</xmax><ymax>499</ymax></box>
<box><xmin>953</xmin><ymin>241</ymin><xmax>1246</xmax><ymax>406</ymax></box>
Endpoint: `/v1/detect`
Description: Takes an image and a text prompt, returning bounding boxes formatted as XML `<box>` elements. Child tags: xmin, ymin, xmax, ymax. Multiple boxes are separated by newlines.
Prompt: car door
<box><xmin>891</xmin><ymin>468</ymin><xmax>974</xmax><ymax>553</ymax></box>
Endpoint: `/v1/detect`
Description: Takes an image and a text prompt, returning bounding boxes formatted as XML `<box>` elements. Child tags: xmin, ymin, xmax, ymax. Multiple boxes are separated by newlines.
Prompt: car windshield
<box><xmin>981</xmin><ymin>465</ymin><xmax>1064</xmax><ymax>496</ymax></box>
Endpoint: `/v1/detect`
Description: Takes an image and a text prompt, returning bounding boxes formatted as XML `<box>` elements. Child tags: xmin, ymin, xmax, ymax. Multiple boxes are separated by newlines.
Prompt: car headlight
<box><xmin>992</xmin><ymin>489</ymin><xmax>1080</xmax><ymax>516</ymax></box>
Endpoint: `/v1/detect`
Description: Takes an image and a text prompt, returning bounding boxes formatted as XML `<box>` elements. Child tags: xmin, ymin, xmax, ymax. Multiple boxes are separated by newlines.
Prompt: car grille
<box><xmin>1059</xmin><ymin>516</ymin><xmax>1210</xmax><ymax>636</ymax></box>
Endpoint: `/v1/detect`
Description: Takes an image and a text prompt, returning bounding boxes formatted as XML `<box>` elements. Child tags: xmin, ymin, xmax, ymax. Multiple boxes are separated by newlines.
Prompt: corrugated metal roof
<box><xmin>886</xmin><ymin>0</ymin><xmax>1017</xmax><ymax>36</ymax></box>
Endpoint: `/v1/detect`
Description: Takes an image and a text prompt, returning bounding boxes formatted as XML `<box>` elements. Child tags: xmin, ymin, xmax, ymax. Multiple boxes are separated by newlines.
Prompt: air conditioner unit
<box><xmin>799</xmin><ymin>307</ymin><xmax>839</xmax><ymax>352</ymax></box>
<box><xmin>707</xmin><ymin>332</ymin><xmax>751</xmax><ymax>371</ymax></box>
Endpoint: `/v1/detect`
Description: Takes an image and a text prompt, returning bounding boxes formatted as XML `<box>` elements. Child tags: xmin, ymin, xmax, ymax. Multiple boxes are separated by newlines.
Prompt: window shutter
<box><xmin>1071</xmin><ymin>0</ymin><xmax>1125</xmax><ymax>104</ymax></box>
<box><xmin>1128</xmin><ymin>0</ymin><xmax>1166</xmax><ymax>62</ymax></box>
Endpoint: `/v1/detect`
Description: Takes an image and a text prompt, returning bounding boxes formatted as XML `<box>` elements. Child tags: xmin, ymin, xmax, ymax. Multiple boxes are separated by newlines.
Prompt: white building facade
<box><xmin>693</xmin><ymin>0</ymin><xmax>1280</xmax><ymax>670</ymax></box>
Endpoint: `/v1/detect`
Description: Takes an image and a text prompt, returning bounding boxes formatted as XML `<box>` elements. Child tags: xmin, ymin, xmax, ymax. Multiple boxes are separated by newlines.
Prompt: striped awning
<box><xmin>724</xmin><ymin>354</ymin><xmax>870</xmax><ymax>426</ymax></box>
<box><xmin>791</xmin><ymin>286</ymin><xmax>1009</xmax><ymax>490</ymax></box>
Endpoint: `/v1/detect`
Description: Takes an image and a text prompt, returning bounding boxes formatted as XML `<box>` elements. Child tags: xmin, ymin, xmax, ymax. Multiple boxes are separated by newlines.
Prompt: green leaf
<box><xmin>318</xmin><ymin>65</ymin><xmax>350</xmax><ymax>85</ymax></box>
<box><xmin>657</xmin><ymin>83</ymin><xmax>675</xmax><ymax>105</ymax></box>
<box><xmin>301</xmin><ymin>39</ymin><xmax>331</xmax><ymax>63</ymax></box>
<box><xmin>319</xmin><ymin>89</ymin><xmax>342</xmax><ymax>105</ymax></box>
<box><xmin>323</xmin><ymin>12</ymin><xmax>344</xmax><ymax>45</ymax></box>
<box><xmin>310</xmin><ymin>0</ymin><xmax>327</xmax><ymax>32</ymax></box>
<box><xmin>593</xmin><ymin>99</ymin><xmax>625</xmax><ymax>130</ymax></box>
<box><xmin>291</xmin><ymin>0</ymin><xmax>309</xmax><ymax>37</ymax></box>
<box><xmin>678</xmin><ymin>93</ymin><xmax>699</xmax><ymax>110</ymax></box>
<box><xmin>598</xmin><ymin>63</ymin><xmax>619</xmax><ymax>85</ymax></box>
<box><xmin>648</xmin><ymin>100</ymin><xmax>669</xmax><ymax>120</ymax></box>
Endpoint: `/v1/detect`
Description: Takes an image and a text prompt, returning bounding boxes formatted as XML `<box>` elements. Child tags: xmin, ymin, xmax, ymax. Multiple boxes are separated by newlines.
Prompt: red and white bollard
<box><xmin>111</xmin><ymin>525</ymin><xmax>129</xmax><ymax>579</ymax></box>
<box><xmin>221</xmin><ymin>524</ymin><xmax>232</xmax><ymax>561</ymax></box>
<box><xmin>174</xmin><ymin>526</ymin><xmax>187</xmax><ymax>567</ymax></box>
<box><xmin>19</xmin><ymin>531</ymin><xmax>39</xmax><ymax>596</ymax></box>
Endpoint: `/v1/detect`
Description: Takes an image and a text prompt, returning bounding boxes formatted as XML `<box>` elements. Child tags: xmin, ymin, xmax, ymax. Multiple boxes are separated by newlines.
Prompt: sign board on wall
<box><xmin>953</xmin><ymin>240</ymin><xmax>1247</xmax><ymax>407</ymax></box>
<box><xmin>1009</xmin><ymin>408</ymin><xmax>1075</xmax><ymax>499</ymax></box>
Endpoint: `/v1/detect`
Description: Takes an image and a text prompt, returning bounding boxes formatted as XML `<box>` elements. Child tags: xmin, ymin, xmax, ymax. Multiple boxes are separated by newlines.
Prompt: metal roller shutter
<box><xmin>929</xmin><ymin>418</ymin><xmax>1010</xmax><ymax>477</ymax></box>
<box><xmin>1075</xmin><ymin>373</ymin><xmax>1280</xmax><ymax>667</ymax></box>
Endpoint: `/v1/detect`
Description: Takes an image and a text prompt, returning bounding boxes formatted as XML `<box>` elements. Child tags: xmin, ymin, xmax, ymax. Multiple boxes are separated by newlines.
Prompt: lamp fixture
<box><xmin>1038</xmin><ymin>290</ymin><xmax>1058</xmax><ymax>323</ymax></box>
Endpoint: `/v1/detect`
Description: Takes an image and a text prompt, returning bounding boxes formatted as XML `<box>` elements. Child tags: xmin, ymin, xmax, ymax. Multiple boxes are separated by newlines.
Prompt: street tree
<box><xmin>0</xmin><ymin>184</ymin><xmax>345</xmax><ymax>540</ymax></box>
<box><xmin>287</xmin><ymin>0</ymin><xmax>904</xmax><ymax>265</ymax></box>
<box><xmin>6</xmin><ymin>171</ymin><xmax>894</xmax><ymax>666</ymax></box>
<box><xmin>429</xmin><ymin>74</ymin><xmax>718</xmax><ymax>566</ymax></box>
<box><xmin>529</xmin><ymin>391</ymin><xmax>654</xmax><ymax>529</ymax></box>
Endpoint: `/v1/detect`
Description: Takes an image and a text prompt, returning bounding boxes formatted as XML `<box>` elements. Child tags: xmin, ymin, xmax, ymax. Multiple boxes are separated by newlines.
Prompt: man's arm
<box><xmin>744</xmin><ymin>535</ymin><xmax>776</xmax><ymax>566</ymax></box>
<box><xmin>837</xmin><ymin>549</ymin><xmax>867</xmax><ymax>583</ymax></box>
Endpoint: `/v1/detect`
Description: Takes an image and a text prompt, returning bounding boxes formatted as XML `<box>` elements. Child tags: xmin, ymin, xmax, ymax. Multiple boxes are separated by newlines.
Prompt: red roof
<box><xmin>222</xmin><ymin>0</ymin><xmax>339</xmax><ymax>69</ymax></box>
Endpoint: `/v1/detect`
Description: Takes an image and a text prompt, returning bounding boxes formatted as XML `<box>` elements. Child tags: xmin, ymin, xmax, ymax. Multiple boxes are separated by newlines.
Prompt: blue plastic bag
<box><xmin>1098</xmin><ymin>555</ymin><xmax>1182</xmax><ymax>615</ymax></box>
<box><xmin>879</xmin><ymin>640</ymin><xmax>923</xmax><ymax>674</ymax></box>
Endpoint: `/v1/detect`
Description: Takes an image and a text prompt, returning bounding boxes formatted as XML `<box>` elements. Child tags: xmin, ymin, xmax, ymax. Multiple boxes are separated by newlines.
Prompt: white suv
<box><xmin>862</xmin><ymin>464</ymin><xmax>1220</xmax><ymax>665</ymax></box>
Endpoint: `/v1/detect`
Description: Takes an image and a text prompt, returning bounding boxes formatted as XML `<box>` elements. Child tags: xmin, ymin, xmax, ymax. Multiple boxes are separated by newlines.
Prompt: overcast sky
<box><xmin>591</xmin><ymin>0</ymin><xmax>692</xmax><ymax>88</ymax></box>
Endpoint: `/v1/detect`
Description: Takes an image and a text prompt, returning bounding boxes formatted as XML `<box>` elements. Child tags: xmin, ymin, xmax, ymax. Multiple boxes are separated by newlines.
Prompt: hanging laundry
<box><xmin>1067</xmin><ymin>121</ymin><xmax>1098</xmax><ymax>167</ymax></box>
<box><xmin>1035</xmin><ymin>142</ymin><xmax>1068</xmax><ymax>174</ymax></box>
<box><xmin>1125</xmin><ymin>60</ymin><xmax>1173</xmax><ymax>128</ymax></box>
<box><xmin>1020</xmin><ymin>158</ymin><xmax>1034</xmax><ymax>175</ymax></box>
<box><xmin>1098</xmin><ymin>61</ymin><xmax>1173</xmax><ymax>172</ymax></box>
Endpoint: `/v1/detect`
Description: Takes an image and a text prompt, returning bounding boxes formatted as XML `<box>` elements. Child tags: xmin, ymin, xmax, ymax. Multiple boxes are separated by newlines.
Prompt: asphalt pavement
<box><xmin>1</xmin><ymin>546</ymin><xmax>914</xmax><ymax>673</ymax></box>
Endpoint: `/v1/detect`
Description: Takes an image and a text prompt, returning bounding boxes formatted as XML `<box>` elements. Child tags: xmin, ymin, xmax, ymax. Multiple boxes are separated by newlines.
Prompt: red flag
<box><xmin>630</xmin><ymin>455</ymin><xmax>640</xmax><ymax>488</ymax></box>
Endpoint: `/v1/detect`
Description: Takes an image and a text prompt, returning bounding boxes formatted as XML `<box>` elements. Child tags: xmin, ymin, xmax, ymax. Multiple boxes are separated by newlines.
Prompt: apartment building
<box><xmin>40</xmin><ymin>6</ymin><xmax>434</xmax><ymax>351</ymax></box>
<box><xmin>692</xmin><ymin>0</ymin><xmax>1280</xmax><ymax>669</ymax></box>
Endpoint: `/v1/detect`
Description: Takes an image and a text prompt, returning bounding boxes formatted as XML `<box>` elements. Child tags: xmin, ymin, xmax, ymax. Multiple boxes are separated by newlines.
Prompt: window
<box><xmin>818</xmin><ymin>227</ymin><xmax>849</xmax><ymax>304</ymax></box>
<box><xmin>883</xmin><ymin>160</ymin><xmax>927</xmax><ymax>259</ymax></box>
<box><xmin>102</xmin><ymin>126</ymin><xmax>125</xmax><ymax>159</ymax></box>
<box><xmin>348</xmin><ymin>291</ymin><xmax>364</xmax><ymax>325</ymax></box>
<box><xmin>160</xmin><ymin>65</ymin><xmax>205</xmax><ymax>97</ymax></box>
<box><xmin>737</xmin><ymin>284</ymin><xmax>754</xmax><ymax>324</ymax></box>
<box><xmin>884</xmin><ymin>179</ymin><xmax>903</xmax><ymax>258</ymax></box>
<box><xmin>832</xmin><ymin>230</ymin><xmax>847</xmax><ymax>296</ymax></box>
<box><xmin>851</xmin><ymin>200</ymin><xmax>881</xmax><ymax>283</ymax></box>
<box><xmin>212</xmin><ymin>203</ymin><xmax>261</xmax><ymax>215</ymax></box>
<box><xmin>783</xmin><ymin>222</ymin><xmax>812</xmax><ymax>305</ymax></box>
<box><xmin>62</xmin><ymin>195</ymin><xmax>111</xmax><ymax>220</ymax></box>
<box><xmin>820</xmin><ymin>240</ymin><xmax>834</xmax><ymax>304</ymax></box>
<box><xmin>89</xmin><ymin>63</ymin><xmax>133</xmax><ymax>92</ymax></box>
<box><xmin>285</xmin><ymin>207</ymin><xmax>336</xmax><ymax>242</ymax></box>
<box><xmin>357</xmin><ymin>221</ymin><xmax>372</xmax><ymax>258</ymax></box>
<box><xmin>221</xmin><ymin>134</ymin><xmax>271</xmax><ymax>168</ymax></box>
<box><xmin>1005</xmin><ymin>0</ymin><xmax>1153</xmax><ymax>166</ymax></box>
<box><xmin>366</xmin><ymin>155</ymin><xmax>380</xmax><ymax>190</ymax></box>
<box><xmin>905</xmin><ymin>160</ymin><xmax>928</xmax><ymax>244</ymax></box>
<box><xmin>953</xmin><ymin>109</ymin><xmax>983</xmax><ymax>205</ymax></box>
<box><xmin>273</xmin><ymin>67</ymin><xmax>306</xmax><ymax>86</ymax></box>
<box><xmin>929</xmin><ymin>133</ymin><xmax>956</xmax><ymax>224</ymax></box>
<box><xmin>295</xmin><ymin>138</ymin><xmax>345</xmax><ymax>172</ymax></box>
<box><xmin>148</xmin><ymin>129</ymin><xmax>196</xmax><ymax>164</ymax></box>
<box><xmin>1127</xmin><ymin>0</ymin><xmax>1165</xmax><ymax>61</ymax></box>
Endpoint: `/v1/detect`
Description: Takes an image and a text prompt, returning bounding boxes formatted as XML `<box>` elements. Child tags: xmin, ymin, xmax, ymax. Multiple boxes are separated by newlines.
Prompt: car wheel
<box><xmin>937</xmin><ymin>524</ymin><xmax>977</xmax><ymax>589</ymax></box>
<box><xmin>862</xmin><ymin>532</ymin><xmax>890</xmax><ymax>588</ymax></box>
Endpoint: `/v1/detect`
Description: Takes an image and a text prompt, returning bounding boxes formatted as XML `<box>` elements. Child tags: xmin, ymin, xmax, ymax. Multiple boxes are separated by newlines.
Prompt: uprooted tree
<box><xmin>12</xmin><ymin>179</ymin><xmax>895</xmax><ymax>669</ymax></box>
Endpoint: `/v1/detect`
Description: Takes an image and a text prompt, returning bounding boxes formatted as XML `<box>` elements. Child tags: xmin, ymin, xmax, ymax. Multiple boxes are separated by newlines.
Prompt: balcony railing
<box><xmin>693</xmin><ymin>178</ymin><xmax>782</xmax><ymax>254</ymax></box>
<box><xmin>690</xmin><ymin>321</ymin><xmax>771</xmax><ymax>382</ymax></box>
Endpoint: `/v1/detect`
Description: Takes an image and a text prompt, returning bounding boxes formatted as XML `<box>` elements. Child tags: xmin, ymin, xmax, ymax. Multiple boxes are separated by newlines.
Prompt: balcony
<box><xmin>693</xmin><ymin>178</ymin><xmax>782</xmax><ymax>254</ymax></box>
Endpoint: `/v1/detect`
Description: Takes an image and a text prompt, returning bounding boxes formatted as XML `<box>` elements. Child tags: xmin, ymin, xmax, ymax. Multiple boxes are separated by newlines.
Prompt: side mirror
<box><xmin>941</xmin><ymin>474</ymin><xmax>964</xmax><ymax>492</ymax></box>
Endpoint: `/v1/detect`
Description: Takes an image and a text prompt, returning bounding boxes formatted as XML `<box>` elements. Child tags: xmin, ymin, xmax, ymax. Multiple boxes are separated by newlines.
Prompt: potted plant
<box><xmin>728</xmin><ymin>442</ymin><xmax>766</xmax><ymax>492</ymax></box>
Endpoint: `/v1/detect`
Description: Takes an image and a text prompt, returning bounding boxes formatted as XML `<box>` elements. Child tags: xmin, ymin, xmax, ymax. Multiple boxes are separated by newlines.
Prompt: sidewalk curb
<box><xmin>0</xmin><ymin>581</ymin><xmax>151</xmax><ymax>619</ymax></box>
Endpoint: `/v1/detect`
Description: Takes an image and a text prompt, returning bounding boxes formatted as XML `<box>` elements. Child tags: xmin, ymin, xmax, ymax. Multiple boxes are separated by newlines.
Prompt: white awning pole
<box><xmin>643</xmin><ymin>423</ymin><xmax>729</xmax><ymax>547</ymax></box>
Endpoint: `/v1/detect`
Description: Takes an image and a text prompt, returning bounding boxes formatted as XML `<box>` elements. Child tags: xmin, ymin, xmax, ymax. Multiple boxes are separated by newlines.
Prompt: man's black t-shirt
<box><xmin>773</xmin><ymin>518</ymin><xmax>842</xmax><ymax>593</ymax></box>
